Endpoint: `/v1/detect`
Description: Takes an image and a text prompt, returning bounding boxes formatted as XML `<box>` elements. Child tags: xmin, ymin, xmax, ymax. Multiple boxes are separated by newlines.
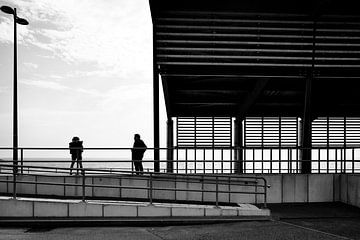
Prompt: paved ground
<box><xmin>0</xmin><ymin>220</ymin><xmax>357</xmax><ymax>240</ymax></box>
<box><xmin>0</xmin><ymin>202</ymin><xmax>358</xmax><ymax>240</ymax></box>
<box><xmin>268</xmin><ymin>202</ymin><xmax>360</xmax><ymax>240</ymax></box>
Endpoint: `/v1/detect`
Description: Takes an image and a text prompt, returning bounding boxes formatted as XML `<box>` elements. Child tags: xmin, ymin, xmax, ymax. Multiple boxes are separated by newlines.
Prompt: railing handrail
<box><xmin>0</xmin><ymin>163</ymin><xmax>269</xmax><ymax>208</ymax></box>
<box><xmin>0</xmin><ymin>163</ymin><xmax>264</xmax><ymax>181</ymax></box>
<box><xmin>1</xmin><ymin>146</ymin><xmax>360</xmax><ymax>150</ymax></box>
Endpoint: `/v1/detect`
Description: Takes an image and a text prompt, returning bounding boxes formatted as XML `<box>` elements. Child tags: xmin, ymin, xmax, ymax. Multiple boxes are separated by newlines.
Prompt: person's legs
<box><xmin>78</xmin><ymin>155</ymin><xmax>83</xmax><ymax>175</ymax></box>
<box><xmin>70</xmin><ymin>155</ymin><xmax>76</xmax><ymax>175</ymax></box>
<box><xmin>134</xmin><ymin>161</ymin><xmax>140</xmax><ymax>175</ymax></box>
<box><xmin>138</xmin><ymin>160</ymin><xmax>143</xmax><ymax>174</ymax></box>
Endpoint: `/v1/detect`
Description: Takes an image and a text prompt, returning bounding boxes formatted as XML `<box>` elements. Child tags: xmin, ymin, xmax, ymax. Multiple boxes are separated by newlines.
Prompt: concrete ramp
<box><xmin>0</xmin><ymin>196</ymin><xmax>270</xmax><ymax>225</ymax></box>
<box><xmin>0</xmin><ymin>174</ymin><xmax>267</xmax><ymax>206</ymax></box>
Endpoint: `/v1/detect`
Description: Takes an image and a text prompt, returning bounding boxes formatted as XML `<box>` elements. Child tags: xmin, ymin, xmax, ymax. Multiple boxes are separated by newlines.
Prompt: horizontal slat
<box><xmin>158</xmin><ymin>61</ymin><xmax>312</xmax><ymax>67</ymax></box>
<box><xmin>157</xmin><ymin>39</ymin><xmax>314</xmax><ymax>46</ymax></box>
<box><xmin>158</xmin><ymin>54</ymin><xmax>360</xmax><ymax>61</ymax></box>
<box><xmin>158</xmin><ymin>47</ymin><xmax>313</xmax><ymax>53</ymax></box>
<box><xmin>157</xmin><ymin>17</ymin><xmax>313</xmax><ymax>25</ymax></box>
<box><xmin>157</xmin><ymin>32</ymin><xmax>360</xmax><ymax>41</ymax></box>
<box><xmin>160</xmin><ymin>10</ymin><xmax>309</xmax><ymax>18</ymax></box>
<box><xmin>158</xmin><ymin>61</ymin><xmax>360</xmax><ymax>68</ymax></box>
<box><xmin>157</xmin><ymin>32</ymin><xmax>314</xmax><ymax>39</ymax></box>
<box><xmin>157</xmin><ymin>24</ymin><xmax>314</xmax><ymax>32</ymax></box>
<box><xmin>158</xmin><ymin>54</ymin><xmax>313</xmax><ymax>60</ymax></box>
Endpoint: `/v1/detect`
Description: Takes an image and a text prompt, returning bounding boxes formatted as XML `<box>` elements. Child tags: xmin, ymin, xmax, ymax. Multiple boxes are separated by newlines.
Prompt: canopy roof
<box><xmin>150</xmin><ymin>0</ymin><xmax>360</xmax><ymax>117</ymax></box>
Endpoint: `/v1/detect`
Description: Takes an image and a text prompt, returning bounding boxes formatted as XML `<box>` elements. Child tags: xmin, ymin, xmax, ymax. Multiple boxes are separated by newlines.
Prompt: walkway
<box><xmin>0</xmin><ymin>202</ymin><xmax>359</xmax><ymax>240</ymax></box>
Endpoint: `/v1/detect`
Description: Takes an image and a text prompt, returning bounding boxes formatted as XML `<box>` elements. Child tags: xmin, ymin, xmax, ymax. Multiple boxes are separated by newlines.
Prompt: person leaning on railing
<box><xmin>131</xmin><ymin>134</ymin><xmax>147</xmax><ymax>175</ymax></box>
<box><xmin>69</xmin><ymin>136</ymin><xmax>84</xmax><ymax>175</ymax></box>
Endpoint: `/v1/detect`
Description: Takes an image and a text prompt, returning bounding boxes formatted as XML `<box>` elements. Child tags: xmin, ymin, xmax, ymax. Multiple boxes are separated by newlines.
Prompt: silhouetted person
<box><xmin>131</xmin><ymin>134</ymin><xmax>147</xmax><ymax>175</ymax></box>
<box><xmin>69</xmin><ymin>136</ymin><xmax>83</xmax><ymax>175</ymax></box>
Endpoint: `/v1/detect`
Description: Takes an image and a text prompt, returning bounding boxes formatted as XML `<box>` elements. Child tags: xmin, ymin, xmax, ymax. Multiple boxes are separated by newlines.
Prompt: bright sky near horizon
<box><xmin>0</xmin><ymin>0</ymin><xmax>167</xmax><ymax>150</ymax></box>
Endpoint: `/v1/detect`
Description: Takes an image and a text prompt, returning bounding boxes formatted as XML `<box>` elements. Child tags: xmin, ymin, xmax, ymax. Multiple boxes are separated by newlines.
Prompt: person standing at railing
<box><xmin>69</xmin><ymin>136</ymin><xmax>83</xmax><ymax>175</ymax></box>
<box><xmin>131</xmin><ymin>134</ymin><xmax>147</xmax><ymax>175</ymax></box>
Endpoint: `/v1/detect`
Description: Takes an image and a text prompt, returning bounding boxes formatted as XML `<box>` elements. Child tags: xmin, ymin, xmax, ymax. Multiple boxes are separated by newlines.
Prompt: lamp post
<box><xmin>1</xmin><ymin>6</ymin><xmax>28</xmax><ymax>173</ymax></box>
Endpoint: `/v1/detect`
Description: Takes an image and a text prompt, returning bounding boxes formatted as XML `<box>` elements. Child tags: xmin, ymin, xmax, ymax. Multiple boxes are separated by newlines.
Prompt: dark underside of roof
<box><xmin>149</xmin><ymin>0</ymin><xmax>360</xmax><ymax>117</ymax></box>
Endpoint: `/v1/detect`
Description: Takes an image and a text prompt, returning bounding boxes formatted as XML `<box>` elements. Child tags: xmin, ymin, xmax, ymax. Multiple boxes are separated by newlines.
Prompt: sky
<box><xmin>0</xmin><ymin>0</ymin><xmax>167</xmax><ymax>154</ymax></box>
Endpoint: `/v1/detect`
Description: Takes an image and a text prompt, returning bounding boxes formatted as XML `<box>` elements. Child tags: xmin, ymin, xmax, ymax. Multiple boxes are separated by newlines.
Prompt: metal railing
<box><xmin>0</xmin><ymin>164</ymin><xmax>269</xmax><ymax>208</ymax></box>
<box><xmin>0</xmin><ymin>146</ymin><xmax>359</xmax><ymax>174</ymax></box>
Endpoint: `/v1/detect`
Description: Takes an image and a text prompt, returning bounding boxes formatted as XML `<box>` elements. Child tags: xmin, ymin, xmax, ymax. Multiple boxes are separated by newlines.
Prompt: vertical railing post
<box><xmin>20</xmin><ymin>148</ymin><xmax>23</xmax><ymax>174</ymax></box>
<box><xmin>149</xmin><ymin>173</ymin><xmax>153</xmax><ymax>204</ymax></box>
<box><xmin>263</xmin><ymin>178</ymin><xmax>267</xmax><ymax>209</ymax></box>
<box><xmin>318</xmin><ymin>149</ymin><xmax>321</xmax><ymax>173</ymax></box>
<box><xmin>185</xmin><ymin>148</ymin><xmax>188</xmax><ymax>174</ymax></box>
<box><xmin>215</xmin><ymin>175</ymin><xmax>219</xmax><ymax>207</ymax></box>
<box><xmin>288</xmin><ymin>148</ymin><xmax>291</xmax><ymax>173</ymax></box>
<box><xmin>344</xmin><ymin>117</ymin><xmax>347</xmax><ymax>173</ymax></box>
<box><xmin>255</xmin><ymin>179</ymin><xmax>258</xmax><ymax>205</ymax></box>
<box><xmin>327</xmin><ymin>117</ymin><xmax>330</xmax><ymax>173</ymax></box>
<box><xmin>335</xmin><ymin>149</ymin><xmax>338</xmax><ymax>173</ymax></box>
<box><xmin>261</xmin><ymin>117</ymin><xmax>264</xmax><ymax>174</ymax></box>
<box><xmin>166</xmin><ymin>118</ymin><xmax>174</xmax><ymax>173</ymax></box>
<box><xmin>230</xmin><ymin>147</ymin><xmax>233</xmax><ymax>174</ymax></box>
<box><xmin>82</xmin><ymin>170</ymin><xmax>86</xmax><ymax>202</ymax></box>
<box><xmin>176</xmin><ymin>148</ymin><xmax>179</xmax><ymax>174</ymax></box>
<box><xmin>352</xmin><ymin>148</ymin><xmax>355</xmax><ymax>173</ymax></box>
<box><xmin>252</xmin><ymin>149</ymin><xmax>255</xmax><ymax>173</ymax></box>
<box><xmin>201</xmin><ymin>174</ymin><xmax>204</xmax><ymax>202</ymax></box>
<box><xmin>203</xmin><ymin>148</ymin><xmax>206</xmax><ymax>174</ymax></box>
<box><xmin>13</xmin><ymin>166</ymin><xmax>17</xmax><ymax>199</ymax></box>
<box><xmin>270</xmin><ymin>148</ymin><xmax>273</xmax><ymax>173</ymax></box>
<box><xmin>194</xmin><ymin>147</ymin><xmax>197</xmax><ymax>174</ymax></box>
<box><xmin>221</xmin><ymin>149</ymin><xmax>223</xmax><ymax>174</ymax></box>
<box><xmin>340</xmin><ymin>149</ymin><xmax>343</xmax><ymax>173</ymax></box>
<box><xmin>228</xmin><ymin>176</ymin><xmax>231</xmax><ymax>204</ymax></box>
<box><xmin>279</xmin><ymin>117</ymin><xmax>282</xmax><ymax>173</ymax></box>
<box><xmin>212</xmin><ymin>148</ymin><xmax>215</xmax><ymax>174</ymax></box>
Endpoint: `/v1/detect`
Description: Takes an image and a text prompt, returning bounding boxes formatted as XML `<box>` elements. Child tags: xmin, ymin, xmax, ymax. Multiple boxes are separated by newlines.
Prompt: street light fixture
<box><xmin>1</xmin><ymin>5</ymin><xmax>29</xmax><ymax>173</ymax></box>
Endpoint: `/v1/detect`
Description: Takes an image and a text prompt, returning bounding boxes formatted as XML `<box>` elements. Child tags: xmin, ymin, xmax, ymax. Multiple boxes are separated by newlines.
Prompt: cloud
<box><xmin>0</xmin><ymin>1</ymin><xmax>160</xmax><ymax>148</ymax></box>
<box><xmin>92</xmin><ymin>83</ymin><xmax>153</xmax><ymax>113</ymax></box>
<box><xmin>21</xmin><ymin>80</ymin><xmax>69</xmax><ymax>91</ymax></box>
<box><xmin>0</xmin><ymin>86</ymin><xmax>10</xmax><ymax>93</ymax></box>
<box><xmin>23</xmin><ymin>62</ymin><xmax>38</xmax><ymax>69</ymax></box>
<box><xmin>77</xmin><ymin>88</ymin><xmax>102</xmax><ymax>97</ymax></box>
<box><xmin>1</xmin><ymin>0</ymin><xmax>152</xmax><ymax>81</ymax></box>
<box><xmin>19</xmin><ymin>78</ymin><xmax>100</xmax><ymax>97</ymax></box>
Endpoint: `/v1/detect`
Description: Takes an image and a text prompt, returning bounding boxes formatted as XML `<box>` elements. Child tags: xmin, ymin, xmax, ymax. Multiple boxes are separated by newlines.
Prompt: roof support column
<box><xmin>301</xmin><ymin>73</ymin><xmax>313</xmax><ymax>174</ymax></box>
<box><xmin>166</xmin><ymin>118</ymin><xmax>174</xmax><ymax>173</ymax></box>
<box><xmin>153</xmin><ymin>24</ymin><xmax>160</xmax><ymax>172</ymax></box>
<box><xmin>234</xmin><ymin>117</ymin><xmax>244</xmax><ymax>174</ymax></box>
<box><xmin>300</xmin><ymin>16</ymin><xmax>317</xmax><ymax>174</ymax></box>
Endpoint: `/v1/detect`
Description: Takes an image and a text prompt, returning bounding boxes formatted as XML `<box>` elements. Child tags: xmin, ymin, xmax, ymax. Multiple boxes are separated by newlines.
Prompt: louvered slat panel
<box><xmin>244</xmin><ymin>117</ymin><xmax>299</xmax><ymax>147</ymax></box>
<box><xmin>176</xmin><ymin>117</ymin><xmax>232</xmax><ymax>147</ymax></box>
<box><xmin>312</xmin><ymin>117</ymin><xmax>360</xmax><ymax>146</ymax></box>
<box><xmin>155</xmin><ymin>11</ymin><xmax>360</xmax><ymax>70</ymax></box>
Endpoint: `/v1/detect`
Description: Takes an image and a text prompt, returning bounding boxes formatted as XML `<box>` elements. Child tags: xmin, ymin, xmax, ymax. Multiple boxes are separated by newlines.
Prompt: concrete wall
<box><xmin>0</xmin><ymin>174</ymin><xmax>359</xmax><ymax>205</ymax></box>
<box><xmin>259</xmin><ymin>174</ymin><xmax>340</xmax><ymax>204</ymax></box>
<box><xmin>0</xmin><ymin>198</ymin><xmax>270</xmax><ymax>218</ymax></box>
<box><xmin>340</xmin><ymin>174</ymin><xmax>360</xmax><ymax>208</ymax></box>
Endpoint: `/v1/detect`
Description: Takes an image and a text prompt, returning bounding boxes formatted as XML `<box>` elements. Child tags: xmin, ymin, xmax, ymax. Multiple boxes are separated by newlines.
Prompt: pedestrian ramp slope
<box><xmin>0</xmin><ymin>173</ymin><xmax>268</xmax><ymax>205</ymax></box>
<box><xmin>0</xmin><ymin>197</ymin><xmax>270</xmax><ymax>221</ymax></box>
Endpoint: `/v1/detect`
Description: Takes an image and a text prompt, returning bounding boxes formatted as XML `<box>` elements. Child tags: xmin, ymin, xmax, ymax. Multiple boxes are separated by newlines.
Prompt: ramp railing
<box><xmin>0</xmin><ymin>163</ymin><xmax>269</xmax><ymax>208</ymax></box>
